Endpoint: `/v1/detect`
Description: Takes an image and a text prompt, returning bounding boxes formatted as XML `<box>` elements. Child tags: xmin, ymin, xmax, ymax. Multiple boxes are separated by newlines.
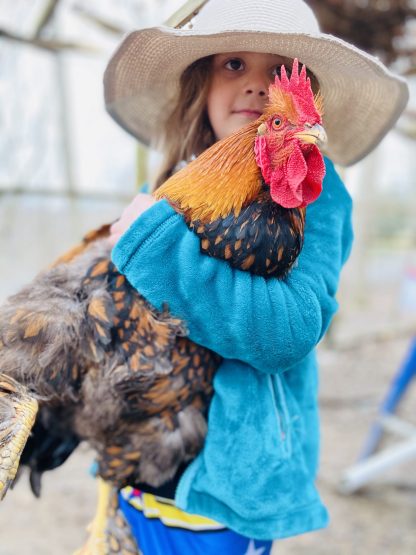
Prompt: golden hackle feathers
<box><xmin>313</xmin><ymin>91</ymin><xmax>324</xmax><ymax>119</ymax></box>
<box><xmin>266</xmin><ymin>87</ymin><xmax>298</xmax><ymax>124</ymax></box>
<box><xmin>154</xmin><ymin>119</ymin><xmax>263</xmax><ymax>223</ymax></box>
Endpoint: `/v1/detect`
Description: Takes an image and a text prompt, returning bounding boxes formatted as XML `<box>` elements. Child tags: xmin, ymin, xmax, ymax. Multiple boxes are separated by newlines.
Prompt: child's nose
<box><xmin>245</xmin><ymin>87</ymin><xmax>267</xmax><ymax>97</ymax></box>
<box><xmin>243</xmin><ymin>72</ymin><xmax>269</xmax><ymax>97</ymax></box>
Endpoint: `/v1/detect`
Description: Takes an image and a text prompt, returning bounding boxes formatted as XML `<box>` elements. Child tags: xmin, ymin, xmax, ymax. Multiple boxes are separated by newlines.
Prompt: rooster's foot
<box><xmin>0</xmin><ymin>373</ymin><xmax>38</xmax><ymax>500</ymax></box>
<box><xmin>74</xmin><ymin>477</ymin><xmax>141</xmax><ymax>555</ymax></box>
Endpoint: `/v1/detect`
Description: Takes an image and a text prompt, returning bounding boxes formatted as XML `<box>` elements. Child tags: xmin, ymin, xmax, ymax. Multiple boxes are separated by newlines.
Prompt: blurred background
<box><xmin>0</xmin><ymin>1</ymin><xmax>415</xmax><ymax>553</ymax></box>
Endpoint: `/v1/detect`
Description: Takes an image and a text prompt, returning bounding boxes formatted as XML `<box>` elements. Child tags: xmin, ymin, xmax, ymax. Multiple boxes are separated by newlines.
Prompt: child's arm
<box><xmin>112</xmin><ymin>159</ymin><xmax>353</xmax><ymax>374</ymax></box>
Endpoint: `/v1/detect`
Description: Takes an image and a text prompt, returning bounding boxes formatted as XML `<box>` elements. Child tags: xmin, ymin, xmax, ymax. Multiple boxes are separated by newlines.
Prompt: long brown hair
<box><xmin>153</xmin><ymin>55</ymin><xmax>216</xmax><ymax>190</ymax></box>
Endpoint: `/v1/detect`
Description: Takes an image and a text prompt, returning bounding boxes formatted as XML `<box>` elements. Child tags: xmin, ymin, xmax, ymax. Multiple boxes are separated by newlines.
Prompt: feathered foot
<box><xmin>0</xmin><ymin>373</ymin><xmax>38</xmax><ymax>500</ymax></box>
<box><xmin>74</xmin><ymin>477</ymin><xmax>141</xmax><ymax>555</ymax></box>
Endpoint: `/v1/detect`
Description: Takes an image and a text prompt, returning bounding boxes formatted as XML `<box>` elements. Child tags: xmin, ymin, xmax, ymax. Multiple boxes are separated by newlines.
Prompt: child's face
<box><xmin>207</xmin><ymin>51</ymin><xmax>293</xmax><ymax>141</ymax></box>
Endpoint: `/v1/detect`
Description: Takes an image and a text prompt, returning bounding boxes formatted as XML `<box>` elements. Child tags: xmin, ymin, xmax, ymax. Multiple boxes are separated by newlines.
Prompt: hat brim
<box><xmin>104</xmin><ymin>27</ymin><xmax>409</xmax><ymax>166</ymax></box>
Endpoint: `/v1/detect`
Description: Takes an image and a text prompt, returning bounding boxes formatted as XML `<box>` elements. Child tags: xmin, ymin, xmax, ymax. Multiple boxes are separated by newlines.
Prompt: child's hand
<box><xmin>109</xmin><ymin>193</ymin><xmax>156</xmax><ymax>246</ymax></box>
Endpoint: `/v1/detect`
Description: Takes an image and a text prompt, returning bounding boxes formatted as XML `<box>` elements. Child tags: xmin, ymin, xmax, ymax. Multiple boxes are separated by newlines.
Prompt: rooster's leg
<box><xmin>74</xmin><ymin>477</ymin><xmax>141</xmax><ymax>555</ymax></box>
<box><xmin>0</xmin><ymin>373</ymin><xmax>38</xmax><ymax>500</ymax></box>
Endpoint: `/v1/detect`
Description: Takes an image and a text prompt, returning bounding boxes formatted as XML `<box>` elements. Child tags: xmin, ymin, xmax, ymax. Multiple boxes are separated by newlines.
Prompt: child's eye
<box><xmin>272</xmin><ymin>65</ymin><xmax>292</xmax><ymax>78</ymax></box>
<box><xmin>224</xmin><ymin>58</ymin><xmax>244</xmax><ymax>71</ymax></box>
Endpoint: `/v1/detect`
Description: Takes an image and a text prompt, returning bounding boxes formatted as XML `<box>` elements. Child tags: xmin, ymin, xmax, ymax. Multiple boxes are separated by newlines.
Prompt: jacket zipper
<box><xmin>269</xmin><ymin>373</ymin><xmax>292</xmax><ymax>458</ymax></box>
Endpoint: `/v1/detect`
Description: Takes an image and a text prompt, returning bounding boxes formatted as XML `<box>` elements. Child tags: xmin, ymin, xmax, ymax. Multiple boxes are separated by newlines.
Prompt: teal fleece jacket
<box><xmin>111</xmin><ymin>158</ymin><xmax>354</xmax><ymax>540</ymax></box>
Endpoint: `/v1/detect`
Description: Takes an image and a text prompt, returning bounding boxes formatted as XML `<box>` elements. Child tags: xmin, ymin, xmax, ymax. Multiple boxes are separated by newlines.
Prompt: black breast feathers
<box><xmin>188</xmin><ymin>188</ymin><xmax>306</xmax><ymax>279</ymax></box>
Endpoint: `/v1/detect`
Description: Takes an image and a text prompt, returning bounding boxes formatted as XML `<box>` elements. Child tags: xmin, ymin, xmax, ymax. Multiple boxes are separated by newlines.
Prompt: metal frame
<box><xmin>339</xmin><ymin>337</ymin><xmax>416</xmax><ymax>494</ymax></box>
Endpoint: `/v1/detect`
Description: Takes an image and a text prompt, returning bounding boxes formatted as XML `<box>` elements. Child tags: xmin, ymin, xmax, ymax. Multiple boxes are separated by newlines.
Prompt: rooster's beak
<box><xmin>257</xmin><ymin>123</ymin><xmax>267</xmax><ymax>136</ymax></box>
<box><xmin>294</xmin><ymin>124</ymin><xmax>327</xmax><ymax>148</ymax></box>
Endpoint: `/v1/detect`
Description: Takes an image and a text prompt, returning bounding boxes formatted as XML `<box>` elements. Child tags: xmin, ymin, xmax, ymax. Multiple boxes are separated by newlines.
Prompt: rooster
<box><xmin>156</xmin><ymin>60</ymin><xmax>326</xmax><ymax>277</ymax></box>
<box><xmin>0</xmin><ymin>59</ymin><xmax>326</xmax><ymax>553</ymax></box>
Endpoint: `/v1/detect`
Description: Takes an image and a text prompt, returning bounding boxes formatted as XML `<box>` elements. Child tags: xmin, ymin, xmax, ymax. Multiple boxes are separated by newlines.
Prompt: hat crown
<box><xmin>192</xmin><ymin>0</ymin><xmax>320</xmax><ymax>35</ymax></box>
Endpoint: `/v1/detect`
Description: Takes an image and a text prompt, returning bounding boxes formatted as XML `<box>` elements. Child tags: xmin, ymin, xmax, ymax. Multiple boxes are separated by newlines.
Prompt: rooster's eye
<box><xmin>272</xmin><ymin>118</ymin><xmax>282</xmax><ymax>129</ymax></box>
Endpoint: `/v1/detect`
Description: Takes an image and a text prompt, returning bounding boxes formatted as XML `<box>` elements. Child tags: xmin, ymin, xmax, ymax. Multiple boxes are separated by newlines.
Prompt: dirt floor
<box><xmin>1</xmin><ymin>194</ymin><xmax>416</xmax><ymax>554</ymax></box>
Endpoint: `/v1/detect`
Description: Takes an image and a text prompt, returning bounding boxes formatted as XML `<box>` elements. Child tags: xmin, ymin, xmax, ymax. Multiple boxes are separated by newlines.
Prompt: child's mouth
<box><xmin>234</xmin><ymin>110</ymin><xmax>262</xmax><ymax>118</ymax></box>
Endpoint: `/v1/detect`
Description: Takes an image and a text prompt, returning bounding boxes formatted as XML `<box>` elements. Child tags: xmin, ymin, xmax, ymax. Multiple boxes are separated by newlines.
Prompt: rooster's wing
<box><xmin>0</xmin><ymin>235</ymin><xmax>221</xmax><ymax>495</ymax></box>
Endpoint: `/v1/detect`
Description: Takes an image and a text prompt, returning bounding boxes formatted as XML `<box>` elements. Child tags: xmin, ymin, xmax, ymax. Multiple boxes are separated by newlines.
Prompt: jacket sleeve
<box><xmin>111</xmin><ymin>158</ymin><xmax>353</xmax><ymax>374</ymax></box>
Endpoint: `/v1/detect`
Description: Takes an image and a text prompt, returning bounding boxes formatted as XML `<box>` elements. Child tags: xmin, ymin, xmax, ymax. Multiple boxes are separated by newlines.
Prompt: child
<box><xmin>105</xmin><ymin>0</ymin><xmax>408</xmax><ymax>553</ymax></box>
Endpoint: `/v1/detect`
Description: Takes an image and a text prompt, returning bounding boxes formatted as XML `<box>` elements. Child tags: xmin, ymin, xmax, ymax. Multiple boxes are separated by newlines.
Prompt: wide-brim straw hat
<box><xmin>104</xmin><ymin>0</ymin><xmax>409</xmax><ymax>166</ymax></box>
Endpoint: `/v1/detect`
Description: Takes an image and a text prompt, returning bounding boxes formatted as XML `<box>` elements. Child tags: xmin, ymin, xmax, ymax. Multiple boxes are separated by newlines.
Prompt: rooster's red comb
<box><xmin>269</xmin><ymin>58</ymin><xmax>322</xmax><ymax>124</ymax></box>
